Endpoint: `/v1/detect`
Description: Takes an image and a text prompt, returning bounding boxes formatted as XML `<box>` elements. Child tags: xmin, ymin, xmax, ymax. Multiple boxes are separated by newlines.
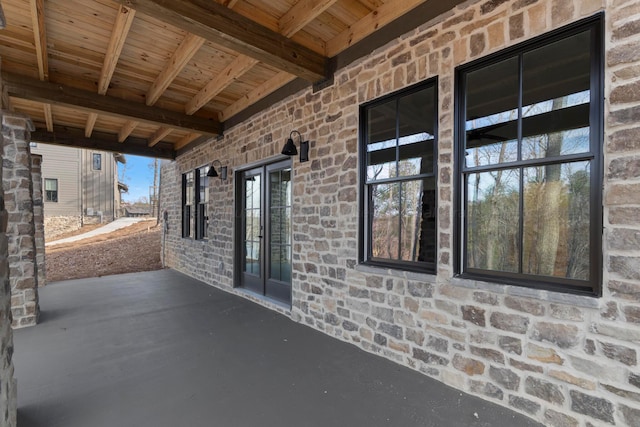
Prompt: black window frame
<box><xmin>453</xmin><ymin>15</ymin><xmax>604</xmax><ymax>297</ymax></box>
<box><xmin>181</xmin><ymin>171</ymin><xmax>194</xmax><ymax>239</ymax></box>
<box><xmin>195</xmin><ymin>166</ymin><xmax>209</xmax><ymax>240</ymax></box>
<box><xmin>359</xmin><ymin>78</ymin><xmax>439</xmax><ymax>274</ymax></box>
<box><xmin>44</xmin><ymin>178</ymin><xmax>58</xmax><ymax>203</ymax></box>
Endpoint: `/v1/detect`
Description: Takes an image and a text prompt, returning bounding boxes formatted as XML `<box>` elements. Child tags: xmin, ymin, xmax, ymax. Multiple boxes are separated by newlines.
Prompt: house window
<box><xmin>455</xmin><ymin>16</ymin><xmax>603</xmax><ymax>295</ymax></box>
<box><xmin>45</xmin><ymin>178</ymin><xmax>58</xmax><ymax>202</ymax></box>
<box><xmin>195</xmin><ymin>166</ymin><xmax>209</xmax><ymax>240</ymax></box>
<box><xmin>182</xmin><ymin>171</ymin><xmax>194</xmax><ymax>238</ymax></box>
<box><xmin>93</xmin><ymin>153</ymin><xmax>102</xmax><ymax>170</ymax></box>
<box><xmin>360</xmin><ymin>79</ymin><xmax>438</xmax><ymax>273</ymax></box>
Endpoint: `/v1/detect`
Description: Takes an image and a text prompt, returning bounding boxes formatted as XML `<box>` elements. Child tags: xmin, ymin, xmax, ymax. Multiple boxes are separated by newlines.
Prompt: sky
<box><xmin>119</xmin><ymin>155</ymin><xmax>160</xmax><ymax>203</ymax></box>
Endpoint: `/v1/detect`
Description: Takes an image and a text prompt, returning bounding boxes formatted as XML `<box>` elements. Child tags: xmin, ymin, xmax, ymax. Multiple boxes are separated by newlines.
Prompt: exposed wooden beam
<box><xmin>98</xmin><ymin>5</ymin><xmax>136</xmax><ymax>95</ymax></box>
<box><xmin>124</xmin><ymin>0</ymin><xmax>328</xmax><ymax>81</ymax></box>
<box><xmin>84</xmin><ymin>112</ymin><xmax>98</xmax><ymax>137</ymax></box>
<box><xmin>30</xmin><ymin>0</ymin><xmax>48</xmax><ymax>81</ymax></box>
<box><xmin>279</xmin><ymin>0</ymin><xmax>338</xmax><ymax>38</ymax></box>
<box><xmin>174</xmin><ymin>132</ymin><xmax>200</xmax><ymax>150</ymax></box>
<box><xmin>148</xmin><ymin>127</ymin><xmax>172</xmax><ymax>147</ymax></box>
<box><xmin>326</xmin><ymin>0</ymin><xmax>427</xmax><ymax>57</ymax></box>
<box><xmin>222</xmin><ymin>0</ymin><xmax>240</xmax><ymax>8</ymax></box>
<box><xmin>43</xmin><ymin>103</ymin><xmax>53</xmax><ymax>132</ymax></box>
<box><xmin>220</xmin><ymin>71</ymin><xmax>296</xmax><ymax>121</ymax></box>
<box><xmin>32</xmin><ymin>126</ymin><xmax>175</xmax><ymax>159</ymax></box>
<box><xmin>118</xmin><ymin>120</ymin><xmax>139</xmax><ymax>142</ymax></box>
<box><xmin>2</xmin><ymin>72</ymin><xmax>221</xmax><ymax>136</ymax></box>
<box><xmin>185</xmin><ymin>55</ymin><xmax>258</xmax><ymax>115</ymax></box>
<box><xmin>146</xmin><ymin>33</ymin><xmax>204</xmax><ymax>106</ymax></box>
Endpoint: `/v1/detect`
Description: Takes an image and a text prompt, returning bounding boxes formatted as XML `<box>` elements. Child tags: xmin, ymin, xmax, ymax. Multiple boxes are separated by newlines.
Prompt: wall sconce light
<box><xmin>207</xmin><ymin>160</ymin><xmax>228</xmax><ymax>180</ymax></box>
<box><xmin>281</xmin><ymin>130</ymin><xmax>309</xmax><ymax>162</ymax></box>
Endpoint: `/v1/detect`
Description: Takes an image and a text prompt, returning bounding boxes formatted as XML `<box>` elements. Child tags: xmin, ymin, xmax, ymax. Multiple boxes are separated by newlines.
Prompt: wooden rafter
<box><xmin>326</xmin><ymin>0</ymin><xmax>427</xmax><ymax>56</ymax></box>
<box><xmin>124</xmin><ymin>0</ymin><xmax>328</xmax><ymax>81</ymax></box>
<box><xmin>222</xmin><ymin>0</ymin><xmax>240</xmax><ymax>8</ymax></box>
<box><xmin>279</xmin><ymin>0</ymin><xmax>339</xmax><ymax>38</ymax></box>
<box><xmin>30</xmin><ymin>0</ymin><xmax>48</xmax><ymax>81</ymax></box>
<box><xmin>85</xmin><ymin>112</ymin><xmax>98</xmax><ymax>137</ymax></box>
<box><xmin>98</xmin><ymin>5</ymin><xmax>136</xmax><ymax>96</ymax></box>
<box><xmin>118</xmin><ymin>120</ymin><xmax>139</xmax><ymax>143</ymax></box>
<box><xmin>185</xmin><ymin>55</ymin><xmax>258</xmax><ymax>115</ymax></box>
<box><xmin>148</xmin><ymin>127</ymin><xmax>172</xmax><ymax>147</ymax></box>
<box><xmin>2</xmin><ymin>73</ymin><xmax>221</xmax><ymax>136</ymax></box>
<box><xmin>220</xmin><ymin>71</ymin><xmax>296</xmax><ymax>121</ymax></box>
<box><xmin>174</xmin><ymin>132</ymin><xmax>200</xmax><ymax>150</ymax></box>
<box><xmin>146</xmin><ymin>33</ymin><xmax>204</xmax><ymax>106</ymax></box>
<box><xmin>43</xmin><ymin>103</ymin><xmax>53</xmax><ymax>132</ymax></box>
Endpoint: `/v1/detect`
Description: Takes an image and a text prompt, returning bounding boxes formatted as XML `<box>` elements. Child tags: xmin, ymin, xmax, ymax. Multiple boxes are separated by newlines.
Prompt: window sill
<box><xmin>450</xmin><ymin>276</ymin><xmax>601</xmax><ymax>309</ymax></box>
<box><xmin>356</xmin><ymin>263</ymin><xmax>438</xmax><ymax>284</ymax></box>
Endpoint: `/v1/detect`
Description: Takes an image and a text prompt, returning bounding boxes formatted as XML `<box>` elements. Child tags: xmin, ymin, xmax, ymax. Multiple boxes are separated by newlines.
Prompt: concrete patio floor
<box><xmin>13</xmin><ymin>269</ymin><xmax>544</xmax><ymax>427</ymax></box>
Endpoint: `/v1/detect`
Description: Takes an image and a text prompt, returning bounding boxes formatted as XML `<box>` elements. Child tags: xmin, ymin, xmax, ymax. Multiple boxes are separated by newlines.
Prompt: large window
<box><xmin>456</xmin><ymin>16</ymin><xmax>603</xmax><ymax>295</ymax></box>
<box><xmin>182</xmin><ymin>171</ymin><xmax>194</xmax><ymax>238</ymax></box>
<box><xmin>44</xmin><ymin>178</ymin><xmax>58</xmax><ymax>202</ymax></box>
<box><xmin>360</xmin><ymin>80</ymin><xmax>438</xmax><ymax>273</ymax></box>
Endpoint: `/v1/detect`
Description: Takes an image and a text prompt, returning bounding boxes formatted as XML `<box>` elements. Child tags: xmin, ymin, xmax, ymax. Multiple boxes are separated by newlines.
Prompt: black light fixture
<box><xmin>281</xmin><ymin>130</ymin><xmax>309</xmax><ymax>162</ymax></box>
<box><xmin>207</xmin><ymin>160</ymin><xmax>228</xmax><ymax>180</ymax></box>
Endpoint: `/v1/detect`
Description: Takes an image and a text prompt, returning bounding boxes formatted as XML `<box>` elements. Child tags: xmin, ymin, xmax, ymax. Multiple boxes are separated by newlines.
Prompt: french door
<box><xmin>237</xmin><ymin>160</ymin><xmax>292</xmax><ymax>304</ymax></box>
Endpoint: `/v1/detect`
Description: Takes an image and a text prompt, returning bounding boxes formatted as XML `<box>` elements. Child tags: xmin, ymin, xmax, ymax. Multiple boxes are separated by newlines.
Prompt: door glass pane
<box><xmin>398</xmin><ymin>87</ymin><xmax>436</xmax><ymax>176</ymax></box>
<box><xmin>522</xmin><ymin>30</ymin><xmax>591</xmax><ymax>160</ymax></box>
<box><xmin>466</xmin><ymin>169</ymin><xmax>520</xmax><ymax>273</ymax></box>
<box><xmin>269</xmin><ymin>169</ymin><xmax>292</xmax><ymax>282</ymax></box>
<box><xmin>523</xmin><ymin>161</ymin><xmax>590</xmax><ymax>280</ymax></box>
<box><xmin>367</xmin><ymin>99</ymin><xmax>397</xmax><ymax>180</ymax></box>
<box><xmin>465</xmin><ymin>57</ymin><xmax>519</xmax><ymax>167</ymax></box>
<box><xmin>243</xmin><ymin>174</ymin><xmax>261</xmax><ymax>275</ymax></box>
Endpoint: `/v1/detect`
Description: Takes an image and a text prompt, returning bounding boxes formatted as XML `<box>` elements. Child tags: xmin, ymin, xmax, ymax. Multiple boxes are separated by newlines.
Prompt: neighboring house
<box><xmin>29</xmin><ymin>143</ymin><xmax>126</xmax><ymax>240</ymax></box>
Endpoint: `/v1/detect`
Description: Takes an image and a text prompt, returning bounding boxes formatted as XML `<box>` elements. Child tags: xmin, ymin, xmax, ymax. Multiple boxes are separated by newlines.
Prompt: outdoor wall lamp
<box><xmin>207</xmin><ymin>160</ymin><xmax>227</xmax><ymax>180</ymax></box>
<box><xmin>281</xmin><ymin>130</ymin><xmax>309</xmax><ymax>162</ymax></box>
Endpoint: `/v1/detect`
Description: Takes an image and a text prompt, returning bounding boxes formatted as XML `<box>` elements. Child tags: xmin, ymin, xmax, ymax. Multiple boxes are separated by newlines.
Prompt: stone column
<box><xmin>0</xmin><ymin>115</ymin><xmax>17</xmax><ymax>427</ymax></box>
<box><xmin>2</xmin><ymin>112</ymin><xmax>39</xmax><ymax>328</ymax></box>
<box><xmin>31</xmin><ymin>154</ymin><xmax>46</xmax><ymax>288</ymax></box>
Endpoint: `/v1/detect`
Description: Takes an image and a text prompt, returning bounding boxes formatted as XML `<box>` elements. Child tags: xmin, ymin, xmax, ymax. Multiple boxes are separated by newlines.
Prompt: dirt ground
<box><xmin>45</xmin><ymin>219</ymin><xmax>163</xmax><ymax>282</ymax></box>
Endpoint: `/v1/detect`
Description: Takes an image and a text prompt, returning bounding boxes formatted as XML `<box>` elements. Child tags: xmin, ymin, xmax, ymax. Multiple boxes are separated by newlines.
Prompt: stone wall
<box><xmin>161</xmin><ymin>0</ymin><xmax>640</xmax><ymax>425</ymax></box>
<box><xmin>31</xmin><ymin>154</ymin><xmax>45</xmax><ymax>287</ymax></box>
<box><xmin>0</xmin><ymin>115</ymin><xmax>18</xmax><ymax>426</ymax></box>
<box><xmin>2</xmin><ymin>113</ymin><xmax>39</xmax><ymax>328</ymax></box>
<box><xmin>43</xmin><ymin>216</ymin><xmax>82</xmax><ymax>241</ymax></box>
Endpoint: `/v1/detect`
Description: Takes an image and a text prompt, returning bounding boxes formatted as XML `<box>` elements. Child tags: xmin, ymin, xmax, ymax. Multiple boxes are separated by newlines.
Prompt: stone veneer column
<box><xmin>0</xmin><ymin>113</ymin><xmax>17</xmax><ymax>426</ymax></box>
<box><xmin>2</xmin><ymin>112</ymin><xmax>39</xmax><ymax>328</ymax></box>
<box><xmin>30</xmin><ymin>154</ymin><xmax>45</xmax><ymax>288</ymax></box>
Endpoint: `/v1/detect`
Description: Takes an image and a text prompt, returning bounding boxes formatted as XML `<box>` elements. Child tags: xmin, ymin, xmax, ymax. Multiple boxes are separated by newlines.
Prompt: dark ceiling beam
<box><xmin>123</xmin><ymin>0</ymin><xmax>328</xmax><ymax>82</ymax></box>
<box><xmin>2</xmin><ymin>72</ymin><xmax>221</xmax><ymax>137</ymax></box>
<box><xmin>31</xmin><ymin>126</ymin><xmax>176</xmax><ymax>159</ymax></box>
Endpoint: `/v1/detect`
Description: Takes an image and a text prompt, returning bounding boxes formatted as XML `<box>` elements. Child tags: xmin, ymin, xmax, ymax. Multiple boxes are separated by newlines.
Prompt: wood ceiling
<box><xmin>0</xmin><ymin>0</ymin><xmax>451</xmax><ymax>158</ymax></box>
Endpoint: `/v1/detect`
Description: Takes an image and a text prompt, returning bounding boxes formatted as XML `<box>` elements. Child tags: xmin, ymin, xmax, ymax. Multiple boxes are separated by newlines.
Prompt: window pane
<box><xmin>371</xmin><ymin>182</ymin><xmax>400</xmax><ymax>260</ymax></box>
<box><xmin>45</xmin><ymin>179</ymin><xmax>57</xmax><ymax>191</ymax></box>
<box><xmin>465</xmin><ymin>57</ymin><xmax>519</xmax><ymax>167</ymax></box>
<box><xmin>398</xmin><ymin>87</ymin><xmax>436</xmax><ymax>176</ymax></box>
<box><xmin>466</xmin><ymin>169</ymin><xmax>520</xmax><ymax>273</ymax></box>
<box><xmin>398</xmin><ymin>178</ymin><xmax>436</xmax><ymax>263</ymax></box>
<box><xmin>523</xmin><ymin>161</ymin><xmax>590</xmax><ymax>280</ymax></box>
<box><xmin>522</xmin><ymin>31</ymin><xmax>591</xmax><ymax>160</ymax></box>
<box><xmin>367</xmin><ymin>99</ymin><xmax>397</xmax><ymax>180</ymax></box>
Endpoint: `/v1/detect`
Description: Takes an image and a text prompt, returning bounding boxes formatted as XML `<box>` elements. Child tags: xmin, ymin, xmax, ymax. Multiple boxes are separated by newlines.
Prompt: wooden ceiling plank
<box><xmin>2</xmin><ymin>72</ymin><xmax>221</xmax><ymax>136</ymax></box>
<box><xmin>185</xmin><ymin>55</ymin><xmax>258</xmax><ymax>115</ymax></box>
<box><xmin>85</xmin><ymin>112</ymin><xmax>98</xmax><ymax>137</ymax></box>
<box><xmin>32</xmin><ymin>126</ymin><xmax>175</xmax><ymax>159</ymax></box>
<box><xmin>326</xmin><ymin>0</ymin><xmax>427</xmax><ymax>57</ymax></box>
<box><xmin>124</xmin><ymin>0</ymin><xmax>328</xmax><ymax>81</ymax></box>
<box><xmin>220</xmin><ymin>71</ymin><xmax>296</xmax><ymax>121</ymax></box>
<box><xmin>43</xmin><ymin>103</ymin><xmax>53</xmax><ymax>132</ymax></box>
<box><xmin>98</xmin><ymin>5</ymin><xmax>136</xmax><ymax>95</ymax></box>
<box><xmin>148</xmin><ymin>126</ymin><xmax>172</xmax><ymax>147</ymax></box>
<box><xmin>175</xmin><ymin>132</ymin><xmax>200</xmax><ymax>149</ymax></box>
<box><xmin>146</xmin><ymin>33</ymin><xmax>205</xmax><ymax>106</ymax></box>
<box><xmin>279</xmin><ymin>0</ymin><xmax>339</xmax><ymax>38</ymax></box>
<box><xmin>29</xmin><ymin>0</ymin><xmax>48</xmax><ymax>81</ymax></box>
<box><xmin>118</xmin><ymin>120</ymin><xmax>139</xmax><ymax>142</ymax></box>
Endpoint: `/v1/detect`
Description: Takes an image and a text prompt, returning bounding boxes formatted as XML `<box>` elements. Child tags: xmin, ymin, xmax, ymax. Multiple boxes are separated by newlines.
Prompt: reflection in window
<box><xmin>361</xmin><ymin>80</ymin><xmax>438</xmax><ymax>273</ymax></box>
<box><xmin>244</xmin><ymin>175</ymin><xmax>261</xmax><ymax>276</ymax></box>
<box><xmin>45</xmin><ymin>178</ymin><xmax>58</xmax><ymax>203</ymax></box>
<box><xmin>458</xmin><ymin>18</ymin><xmax>602</xmax><ymax>295</ymax></box>
<box><xmin>182</xmin><ymin>171</ymin><xmax>194</xmax><ymax>238</ymax></box>
<box><xmin>269</xmin><ymin>169</ymin><xmax>292</xmax><ymax>282</ymax></box>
